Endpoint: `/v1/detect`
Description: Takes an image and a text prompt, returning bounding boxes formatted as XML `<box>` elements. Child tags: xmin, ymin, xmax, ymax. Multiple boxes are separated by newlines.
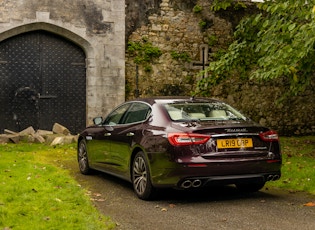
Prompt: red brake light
<box><xmin>259</xmin><ymin>130</ymin><xmax>279</xmax><ymax>142</ymax></box>
<box><xmin>168</xmin><ymin>133</ymin><xmax>211</xmax><ymax>146</ymax></box>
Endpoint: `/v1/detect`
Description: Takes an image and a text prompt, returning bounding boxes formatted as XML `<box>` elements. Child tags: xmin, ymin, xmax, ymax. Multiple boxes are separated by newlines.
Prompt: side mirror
<box><xmin>93</xmin><ymin>117</ymin><xmax>103</xmax><ymax>125</ymax></box>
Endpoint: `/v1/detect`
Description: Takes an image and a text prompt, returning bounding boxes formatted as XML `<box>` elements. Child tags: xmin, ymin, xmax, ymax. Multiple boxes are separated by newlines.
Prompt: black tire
<box><xmin>235</xmin><ymin>181</ymin><xmax>265</xmax><ymax>193</ymax></box>
<box><xmin>77</xmin><ymin>139</ymin><xmax>91</xmax><ymax>175</ymax></box>
<box><xmin>132</xmin><ymin>151</ymin><xmax>156</xmax><ymax>200</ymax></box>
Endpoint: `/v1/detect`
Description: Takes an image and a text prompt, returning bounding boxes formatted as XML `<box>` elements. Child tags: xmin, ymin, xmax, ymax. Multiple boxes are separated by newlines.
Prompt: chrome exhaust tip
<box><xmin>273</xmin><ymin>175</ymin><xmax>280</xmax><ymax>181</ymax></box>
<box><xmin>267</xmin><ymin>175</ymin><xmax>274</xmax><ymax>181</ymax></box>
<box><xmin>181</xmin><ymin>180</ymin><xmax>192</xmax><ymax>189</ymax></box>
<box><xmin>192</xmin><ymin>179</ymin><xmax>202</xmax><ymax>188</ymax></box>
<box><xmin>267</xmin><ymin>175</ymin><xmax>280</xmax><ymax>181</ymax></box>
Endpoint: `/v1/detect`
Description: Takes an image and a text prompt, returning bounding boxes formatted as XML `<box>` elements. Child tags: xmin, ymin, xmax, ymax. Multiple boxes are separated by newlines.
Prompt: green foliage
<box><xmin>0</xmin><ymin>143</ymin><xmax>115</xmax><ymax>229</ymax></box>
<box><xmin>193</xmin><ymin>5</ymin><xmax>203</xmax><ymax>13</ymax></box>
<box><xmin>197</xmin><ymin>0</ymin><xmax>315</xmax><ymax>97</ymax></box>
<box><xmin>234</xmin><ymin>1</ymin><xmax>247</xmax><ymax>10</ymax></box>
<box><xmin>128</xmin><ymin>38</ymin><xmax>162</xmax><ymax>73</ymax></box>
<box><xmin>170</xmin><ymin>51</ymin><xmax>191</xmax><ymax>62</ymax></box>
<box><xmin>199</xmin><ymin>20</ymin><xmax>207</xmax><ymax>29</ymax></box>
<box><xmin>207</xmin><ymin>35</ymin><xmax>218</xmax><ymax>47</ymax></box>
<box><xmin>198</xmin><ymin>19</ymin><xmax>214</xmax><ymax>31</ymax></box>
<box><xmin>143</xmin><ymin>64</ymin><xmax>153</xmax><ymax>72</ymax></box>
<box><xmin>210</xmin><ymin>0</ymin><xmax>246</xmax><ymax>11</ymax></box>
<box><xmin>210</xmin><ymin>0</ymin><xmax>233</xmax><ymax>11</ymax></box>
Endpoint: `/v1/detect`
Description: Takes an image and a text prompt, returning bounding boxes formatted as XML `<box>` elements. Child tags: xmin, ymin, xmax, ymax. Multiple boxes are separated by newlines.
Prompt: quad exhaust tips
<box><xmin>180</xmin><ymin>174</ymin><xmax>280</xmax><ymax>189</ymax></box>
<box><xmin>180</xmin><ymin>179</ymin><xmax>202</xmax><ymax>189</ymax></box>
<box><xmin>267</xmin><ymin>175</ymin><xmax>280</xmax><ymax>181</ymax></box>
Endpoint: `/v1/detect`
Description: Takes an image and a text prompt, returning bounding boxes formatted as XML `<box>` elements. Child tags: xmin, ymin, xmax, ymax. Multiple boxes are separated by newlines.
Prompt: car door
<box><xmin>86</xmin><ymin>126</ymin><xmax>111</xmax><ymax>169</ymax></box>
<box><xmin>91</xmin><ymin>103</ymin><xmax>131</xmax><ymax>171</ymax></box>
<box><xmin>108</xmin><ymin>102</ymin><xmax>152</xmax><ymax>177</ymax></box>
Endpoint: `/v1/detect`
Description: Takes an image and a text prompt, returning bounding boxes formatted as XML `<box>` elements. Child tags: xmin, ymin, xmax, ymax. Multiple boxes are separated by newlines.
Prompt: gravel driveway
<box><xmin>66</xmin><ymin>160</ymin><xmax>315</xmax><ymax>230</ymax></box>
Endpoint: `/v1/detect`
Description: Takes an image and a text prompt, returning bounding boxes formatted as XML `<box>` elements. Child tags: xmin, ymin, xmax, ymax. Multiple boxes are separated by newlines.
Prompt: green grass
<box><xmin>269</xmin><ymin>136</ymin><xmax>315</xmax><ymax>194</ymax></box>
<box><xmin>0</xmin><ymin>137</ymin><xmax>314</xmax><ymax>229</ymax></box>
<box><xmin>0</xmin><ymin>143</ymin><xmax>115</xmax><ymax>230</ymax></box>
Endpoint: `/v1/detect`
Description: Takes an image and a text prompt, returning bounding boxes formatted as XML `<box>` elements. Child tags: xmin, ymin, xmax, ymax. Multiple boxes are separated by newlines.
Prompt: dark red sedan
<box><xmin>77</xmin><ymin>97</ymin><xmax>281</xmax><ymax>200</ymax></box>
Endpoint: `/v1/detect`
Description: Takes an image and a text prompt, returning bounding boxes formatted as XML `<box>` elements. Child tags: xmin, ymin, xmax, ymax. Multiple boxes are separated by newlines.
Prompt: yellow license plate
<box><xmin>217</xmin><ymin>138</ymin><xmax>253</xmax><ymax>149</ymax></box>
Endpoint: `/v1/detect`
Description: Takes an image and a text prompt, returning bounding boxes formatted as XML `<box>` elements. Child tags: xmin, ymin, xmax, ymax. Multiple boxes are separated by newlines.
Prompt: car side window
<box><xmin>122</xmin><ymin>102</ymin><xmax>151</xmax><ymax>124</ymax></box>
<box><xmin>103</xmin><ymin>103</ymin><xmax>131</xmax><ymax>125</ymax></box>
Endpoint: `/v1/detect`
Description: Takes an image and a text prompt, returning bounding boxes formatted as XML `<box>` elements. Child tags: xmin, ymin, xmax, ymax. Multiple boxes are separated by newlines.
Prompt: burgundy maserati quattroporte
<box><xmin>77</xmin><ymin>97</ymin><xmax>281</xmax><ymax>200</ymax></box>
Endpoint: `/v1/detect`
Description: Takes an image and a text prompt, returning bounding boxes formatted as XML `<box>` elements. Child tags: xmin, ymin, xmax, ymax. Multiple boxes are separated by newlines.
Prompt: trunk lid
<box><xmin>170</xmin><ymin>120</ymin><xmax>279</xmax><ymax>161</ymax></box>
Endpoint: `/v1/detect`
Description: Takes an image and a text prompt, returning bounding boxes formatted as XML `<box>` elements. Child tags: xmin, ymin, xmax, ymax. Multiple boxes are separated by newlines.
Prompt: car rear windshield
<box><xmin>164</xmin><ymin>102</ymin><xmax>247</xmax><ymax>121</ymax></box>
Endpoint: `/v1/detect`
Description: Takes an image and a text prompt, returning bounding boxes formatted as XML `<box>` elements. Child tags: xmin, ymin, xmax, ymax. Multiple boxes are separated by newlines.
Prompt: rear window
<box><xmin>164</xmin><ymin>102</ymin><xmax>246</xmax><ymax>121</ymax></box>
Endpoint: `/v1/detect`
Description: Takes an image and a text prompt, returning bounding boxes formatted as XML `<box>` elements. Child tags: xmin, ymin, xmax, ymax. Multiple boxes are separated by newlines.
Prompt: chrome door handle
<box><xmin>126</xmin><ymin>132</ymin><xmax>134</xmax><ymax>137</ymax></box>
<box><xmin>104</xmin><ymin>133</ymin><xmax>111</xmax><ymax>137</ymax></box>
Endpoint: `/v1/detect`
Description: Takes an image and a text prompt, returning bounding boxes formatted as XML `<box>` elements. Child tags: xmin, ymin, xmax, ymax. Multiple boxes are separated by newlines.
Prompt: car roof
<box><xmin>130</xmin><ymin>96</ymin><xmax>221</xmax><ymax>105</ymax></box>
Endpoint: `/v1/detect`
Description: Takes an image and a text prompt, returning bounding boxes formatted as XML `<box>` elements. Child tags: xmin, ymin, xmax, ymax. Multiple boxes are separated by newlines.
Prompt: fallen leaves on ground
<box><xmin>154</xmin><ymin>203</ymin><xmax>176</xmax><ymax>212</ymax></box>
<box><xmin>169</xmin><ymin>203</ymin><xmax>176</xmax><ymax>208</ymax></box>
<box><xmin>85</xmin><ymin>190</ymin><xmax>106</xmax><ymax>202</ymax></box>
<box><xmin>303</xmin><ymin>202</ymin><xmax>315</xmax><ymax>207</ymax></box>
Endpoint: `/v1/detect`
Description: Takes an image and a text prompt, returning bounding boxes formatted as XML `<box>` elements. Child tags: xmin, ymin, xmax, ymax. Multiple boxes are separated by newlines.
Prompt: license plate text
<box><xmin>217</xmin><ymin>138</ymin><xmax>253</xmax><ymax>149</ymax></box>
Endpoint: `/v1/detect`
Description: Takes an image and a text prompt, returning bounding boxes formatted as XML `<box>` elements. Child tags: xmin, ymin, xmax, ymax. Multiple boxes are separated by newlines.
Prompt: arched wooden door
<box><xmin>0</xmin><ymin>30</ymin><xmax>86</xmax><ymax>134</ymax></box>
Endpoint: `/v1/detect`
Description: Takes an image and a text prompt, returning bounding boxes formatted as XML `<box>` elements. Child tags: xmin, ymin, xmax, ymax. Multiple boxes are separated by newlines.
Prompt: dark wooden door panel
<box><xmin>0</xmin><ymin>31</ymin><xmax>86</xmax><ymax>133</ymax></box>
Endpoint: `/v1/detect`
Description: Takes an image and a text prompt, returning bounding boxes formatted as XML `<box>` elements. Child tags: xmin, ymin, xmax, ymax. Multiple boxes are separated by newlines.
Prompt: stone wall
<box><xmin>0</xmin><ymin>0</ymin><xmax>125</xmax><ymax>126</ymax></box>
<box><xmin>126</xmin><ymin>0</ymin><xmax>234</xmax><ymax>97</ymax></box>
<box><xmin>125</xmin><ymin>0</ymin><xmax>315</xmax><ymax>135</ymax></box>
<box><xmin>214</xmin><ymin>77</ymin><xmax>315</xmax><ymax>136</ymax></box>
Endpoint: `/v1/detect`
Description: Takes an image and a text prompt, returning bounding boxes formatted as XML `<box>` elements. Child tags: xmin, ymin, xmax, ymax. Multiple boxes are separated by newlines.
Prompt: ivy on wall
<box><xmin>127</xmin><ymin>37</ymin><xmax>162</xmax><ymax>72</ymax></box>
<box><xmin>170</xmin><ymin>51</ymin><xmax>191</xmax><ymax>62</ymax></box>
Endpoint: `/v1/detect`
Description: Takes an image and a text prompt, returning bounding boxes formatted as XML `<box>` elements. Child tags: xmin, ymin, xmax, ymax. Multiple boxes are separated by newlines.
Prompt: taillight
<box><xmin>168</xmin><ymin>133</ymin><xmax>211</xmax><ymax>146</ymax></box>
<box><xmin>259</xmin><ymin>130</ymin><xmax>279</xmax><ymax>142</ymax></box>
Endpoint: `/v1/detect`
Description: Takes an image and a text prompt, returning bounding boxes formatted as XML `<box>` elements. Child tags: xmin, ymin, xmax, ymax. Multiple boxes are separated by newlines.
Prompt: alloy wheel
<box><xmin>132</xmin><ymin>152</ymin><xmax>156</xmax><ymax>200</ymax></box>
<box><xmin>133</xmin><ymin>155</ymin><xmax>148</xmax><ymax>195</ymax></box>
<box><xmin>78</xmin><ymin>140</ymin><xmax>90</xmax><ymax>174</ymax></box>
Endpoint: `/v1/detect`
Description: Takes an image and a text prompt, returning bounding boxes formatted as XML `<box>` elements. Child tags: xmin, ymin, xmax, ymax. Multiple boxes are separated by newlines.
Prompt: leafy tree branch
<box><xmin>197</xmin><ymin>0</ymin><xmax>315</xmax><ymax>96</ymax></box>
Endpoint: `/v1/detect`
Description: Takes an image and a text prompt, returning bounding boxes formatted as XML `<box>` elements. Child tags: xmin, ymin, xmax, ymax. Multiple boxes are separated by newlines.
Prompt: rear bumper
<box><xmin>176</xmin><ymin>172</ymin><xmax>281</xmax><ymax>189</ymax></box>
<box><xmin>148</xmin><ymin>153</ymin><xmax>281</xmax><ymax>189</ymax></box>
